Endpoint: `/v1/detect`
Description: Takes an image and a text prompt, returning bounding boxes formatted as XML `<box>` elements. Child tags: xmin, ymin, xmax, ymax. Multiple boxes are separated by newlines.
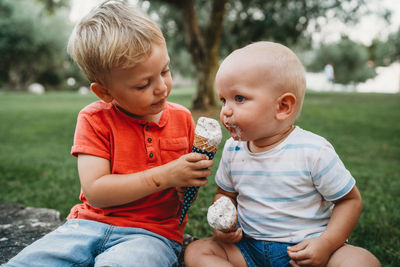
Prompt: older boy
<box><xmin>5</xmin><ymin>1</ymin><xmax>213</xmax><ymax>266</ymax></box>
<box><xmin>185</xmin><ymin>42</ymin><xmax>380</xmax><ymax>267</ymax></box>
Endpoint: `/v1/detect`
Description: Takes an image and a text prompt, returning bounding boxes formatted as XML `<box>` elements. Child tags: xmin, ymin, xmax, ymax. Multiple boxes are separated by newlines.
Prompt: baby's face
<box><xmin>103</xmin><ymin>43</ymin><xmax>172</xmax><ymax>122</ymax></box>
<box><xmin>216</xmin><ymin>61</ymin><xmax>282</xmax><ymax>142</ymax></box>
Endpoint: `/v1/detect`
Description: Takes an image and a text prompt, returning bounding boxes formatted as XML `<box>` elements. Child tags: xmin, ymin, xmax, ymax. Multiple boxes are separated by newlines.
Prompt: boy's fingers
<box><xmin>193</xmin><ymin>177</ymin><xmax>208</xmax><ymax>187</ymax></box>
<box><xmin>185</xmin><ymin>152</ymin><xmax>209</xmax><ymax>162</ymax></box>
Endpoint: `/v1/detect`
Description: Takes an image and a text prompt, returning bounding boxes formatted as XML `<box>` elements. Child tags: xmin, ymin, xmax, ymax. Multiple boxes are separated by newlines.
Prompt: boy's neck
<box><xmin>115</xmin><ymin>104</ymin><xmax>163</xmax><ymax>123</ymax></box>
<box><xmin>248</xmin><ymin>125</ymin><xmax>295</xmax><ymax>153</ymax></box>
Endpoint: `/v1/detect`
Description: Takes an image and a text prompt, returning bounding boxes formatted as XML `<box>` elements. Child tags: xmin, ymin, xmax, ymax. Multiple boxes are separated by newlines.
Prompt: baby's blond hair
<box><xmin>67</xmin><ymin>0</ymin><xmax>165</xmax><ymax>84</ymax></box>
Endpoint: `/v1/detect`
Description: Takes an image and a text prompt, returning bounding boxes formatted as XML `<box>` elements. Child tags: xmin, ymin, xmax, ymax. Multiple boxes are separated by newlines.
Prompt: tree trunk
<box><xmin>178</xmin><ymin>0</ymin><xmax>228</xmax><ymax>110</ymax></box>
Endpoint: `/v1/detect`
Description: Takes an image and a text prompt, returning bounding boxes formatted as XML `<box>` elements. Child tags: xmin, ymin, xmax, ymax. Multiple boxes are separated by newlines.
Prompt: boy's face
<box><xmin>103</xmin><ymin>43</ymin><xmax>172</xmax><ymax>122</ymax></box>
<box><xmin>217</xmin><ymin>58</ymin><xmax>282</xmax><ymax>143</ymax></box>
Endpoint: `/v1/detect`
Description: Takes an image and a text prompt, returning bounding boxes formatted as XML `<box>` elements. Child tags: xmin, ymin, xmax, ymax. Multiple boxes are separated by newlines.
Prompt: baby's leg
<box><xmin>184</xmin><ymin>237</ymin><xmax>247</xmax><ymax>267</ymax></box>
<box><xmin>327</xmin><ymin>244</ymin><xmax>381</xmax><ymax>267</ymax></box>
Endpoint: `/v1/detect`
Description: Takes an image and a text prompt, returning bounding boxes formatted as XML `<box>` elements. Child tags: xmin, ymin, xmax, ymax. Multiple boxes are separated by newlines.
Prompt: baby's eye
<box><xmin>220</xmin><ymin>98</ymin><xmax>226</xmax><ymax>105</ymax></box>
<box><xmin>235</xmin><ymin>95</ymin><xmax>245</xmax><ymax>103</ymax></box>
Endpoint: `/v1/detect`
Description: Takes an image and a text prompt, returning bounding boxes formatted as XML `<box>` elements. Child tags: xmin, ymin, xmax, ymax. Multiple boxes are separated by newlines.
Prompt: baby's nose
<box><xmin>221</xmin><ymin>105</ymin><xmax>233</xmax><ymax>117</ymax></box>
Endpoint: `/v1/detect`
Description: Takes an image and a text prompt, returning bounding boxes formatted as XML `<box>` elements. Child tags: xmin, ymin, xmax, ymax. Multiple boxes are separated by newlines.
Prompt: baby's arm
<box><xmin>287</xmin><ymin>186</ymin><xmax>363</xmax><ymax>266</ymax></box>
<box><xmin>212</xmin><ymin>187</ymin><xmax>242</xmax><ymax>243</ymax></box>
<box><xmin>77</xmin><ymin>152</ymin><xmax>213</xmax><ymax>208</ymax></box>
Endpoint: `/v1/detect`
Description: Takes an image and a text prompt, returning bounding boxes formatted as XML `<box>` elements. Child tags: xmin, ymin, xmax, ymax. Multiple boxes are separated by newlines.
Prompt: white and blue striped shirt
<box><xmin>215</xmin><ymin>126</ymin><xmax>355</xmax><ymax>243</ymax></box>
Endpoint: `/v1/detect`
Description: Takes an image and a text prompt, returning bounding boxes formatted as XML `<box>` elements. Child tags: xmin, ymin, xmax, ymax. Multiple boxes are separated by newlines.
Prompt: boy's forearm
<box><xmin>84</xmin><ymin>164</ymin><xmax>172</xmax><ymax>208</ymax></box>
<box><xmin>320</xmin><ymin>186</ymin><xmax>362</xmax><ymax>251</ymax></box>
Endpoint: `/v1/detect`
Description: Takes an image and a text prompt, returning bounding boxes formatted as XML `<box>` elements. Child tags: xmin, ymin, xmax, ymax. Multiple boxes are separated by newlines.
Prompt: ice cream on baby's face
<box><xmin>194</xmin><ymin>117</ymin><xmax>223</xmax><ymax>149</ymax></box>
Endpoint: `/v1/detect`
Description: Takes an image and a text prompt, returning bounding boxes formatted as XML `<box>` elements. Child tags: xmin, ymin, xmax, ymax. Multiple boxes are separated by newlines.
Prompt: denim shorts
<box><xmin>235</xmin><ymin>235</ymin><xmax>293</xmax><ymax>267</ymax></box>
<box><xmin>4</xmin><ymin>219</ymin><xmax>181</xmax><ymax>267</ymax></box>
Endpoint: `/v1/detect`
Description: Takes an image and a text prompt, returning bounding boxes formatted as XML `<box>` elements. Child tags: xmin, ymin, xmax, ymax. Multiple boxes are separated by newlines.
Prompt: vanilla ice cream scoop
<box><xmin>207</xmin><ymin>196</ymin><xmax>238</xmax><ymax>232</ymax></box>
<box><xmin>194</xmin><ymin>117</ymin><xmax>223</xmax><ymax>151</ymax></box>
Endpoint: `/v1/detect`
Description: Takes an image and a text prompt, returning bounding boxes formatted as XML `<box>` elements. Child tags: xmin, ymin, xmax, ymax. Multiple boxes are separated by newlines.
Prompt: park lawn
<box><xmin>0</xmin><ymin>89</ymin><xmax>399</xmax><ymax>266</ymax></box>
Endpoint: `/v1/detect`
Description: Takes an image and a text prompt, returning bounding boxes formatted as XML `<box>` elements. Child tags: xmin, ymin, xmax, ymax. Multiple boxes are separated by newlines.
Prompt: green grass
<box><xmin>1</xmin><ymin>90</ymin><xmax>399</xmax><ymax>266</ymax></box>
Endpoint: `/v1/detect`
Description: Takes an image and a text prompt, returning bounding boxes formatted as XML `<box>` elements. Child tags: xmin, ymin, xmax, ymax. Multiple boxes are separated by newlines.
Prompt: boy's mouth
<box><xmin>152</xmin><ymin>98</ymin><xmax>166</xmax><ymax>107</ymax></box>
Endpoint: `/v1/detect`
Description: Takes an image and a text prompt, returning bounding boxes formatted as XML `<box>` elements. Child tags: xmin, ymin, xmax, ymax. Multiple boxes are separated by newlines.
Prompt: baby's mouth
<box><xmin>225</xmin><ymin>123</ymin><xmax>242</xmax><ymax>140</ymax></box>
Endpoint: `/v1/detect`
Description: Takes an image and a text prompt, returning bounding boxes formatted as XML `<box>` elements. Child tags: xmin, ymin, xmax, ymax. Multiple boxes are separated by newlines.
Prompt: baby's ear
<box><xmin>90</xmin><ymin>82</ymin><xmax>113</xmax><ymax>103</ymax></box>
<box><xmin>275</xmin><ymin>93</ymin><xmax>296</xmax><ymax>121</ymax></box>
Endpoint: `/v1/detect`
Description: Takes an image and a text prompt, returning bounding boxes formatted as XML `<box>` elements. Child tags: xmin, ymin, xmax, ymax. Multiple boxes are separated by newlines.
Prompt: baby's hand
<box><xmin>214</xmin><ymin>228</ymin><xmax>242</xmax><ymax>244</ymax></box>
<box><xmin>287</xmin><ymin>236</ymin><xmax>333</xmax><ymax>267</ymax></box>
<box><xmin>165</xmin><ymin>153</ymin><xmax>213</xmax><ymax>188</ymax></box>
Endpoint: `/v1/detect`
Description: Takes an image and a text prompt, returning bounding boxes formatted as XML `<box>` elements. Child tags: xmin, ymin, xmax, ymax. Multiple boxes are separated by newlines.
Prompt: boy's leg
<box><xmin>5</xmin><ymin>219</ymin><xmax>107</xmax><ymax>267</ymax></box>
<box><xmin>184</xmin><ymin>237</ymin><xmax>247</xmax><ymax>267</ymax></box>
<box><xmin>327</xmin><ymin>244</ymin><xmax>381</xmax><ymax>267</ymax></box>
<box><xmin>94</xmin><ymin>228</ymin><xmax>181</xmax><ymax>267</ymax></box>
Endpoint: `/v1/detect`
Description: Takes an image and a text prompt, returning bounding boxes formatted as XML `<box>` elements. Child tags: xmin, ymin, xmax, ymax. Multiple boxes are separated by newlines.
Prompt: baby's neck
<box><xmin>248</xmin><ymin>125</ymin><xmax>294</xmax><ymax>153</ymax></box>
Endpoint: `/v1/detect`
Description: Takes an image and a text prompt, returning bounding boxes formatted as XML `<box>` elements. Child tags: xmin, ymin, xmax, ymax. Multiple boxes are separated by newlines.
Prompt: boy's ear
<box><xmin>275</xmin><ymin>93</ymin><xmax>296</xmax><ymax>121</ymax></box>
<box><xmin>90</xmin><ymin>82</ymin><xmax>113</xmax><ymax>103</ymax></box>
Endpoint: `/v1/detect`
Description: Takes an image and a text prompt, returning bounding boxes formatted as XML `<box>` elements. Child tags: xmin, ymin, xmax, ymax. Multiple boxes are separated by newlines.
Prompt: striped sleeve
<box><xmin>215</xmin><ymin>139</ymin><xmax>236</xmax><ymax>193</ymax></box>
<box><xmin>311</xmin><ymin>143</ymin><xmax>355</xmax><ymax>201</ymax></box>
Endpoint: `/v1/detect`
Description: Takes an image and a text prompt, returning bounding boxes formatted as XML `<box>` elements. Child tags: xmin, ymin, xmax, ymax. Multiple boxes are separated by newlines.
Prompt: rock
<box><xmin>0</xmin><ymin>203</ymin><xmax>64</xmax><ymax>264</ymax></box>
<box><xmin>0</xmin><ymin>203</ymin><xmax>196</xmax><ymax>266</ymax></box>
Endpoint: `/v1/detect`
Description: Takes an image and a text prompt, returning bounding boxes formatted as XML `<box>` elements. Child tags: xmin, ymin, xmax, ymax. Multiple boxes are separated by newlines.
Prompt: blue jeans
<box><xmin>235</xmin><ymin>235</ymin><xmax>293</xmax><ymax>267</ymax></box>
<box><xmin>4</xmin><ymin>219</ymin><xmax>181</xmax><ymax>267</ymax></box>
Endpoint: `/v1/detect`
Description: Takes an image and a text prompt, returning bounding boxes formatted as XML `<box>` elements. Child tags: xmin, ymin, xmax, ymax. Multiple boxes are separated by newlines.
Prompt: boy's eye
<box><xmin>235</xmin><ymin>95</ymin><xmax>245</xmax><ymax>103</ymax></box>
<box><xmin>136</xmin><ymin>82</ymin><xmax>149</xmax><ymax>90</ymax></box>
<box><xmin>161</xmin><ymin>68</ymin><xmax>170</xmax><ymax>75</ymax></box>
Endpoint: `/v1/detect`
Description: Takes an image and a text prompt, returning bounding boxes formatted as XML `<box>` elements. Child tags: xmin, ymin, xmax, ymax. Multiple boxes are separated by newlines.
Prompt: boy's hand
<box><xmin>287</xmin><ymin>236</ymin><xmax>334</xmax><ymax>267</ymax></box>
<box><xmin>213</xmin><ymin>228</ymin><xmax>242</xmax><ymax>244</ymax></box>
<box><xmin>165</xmin><ymin>153</ymin><xmax>213</xmax><ymax>188</ymax></box>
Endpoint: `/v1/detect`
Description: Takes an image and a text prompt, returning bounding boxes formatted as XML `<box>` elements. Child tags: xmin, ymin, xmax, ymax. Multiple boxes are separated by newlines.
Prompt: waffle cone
<box><xmin>193</xmin><ymin>135</ymin><xmax>218</xmax><ymax>153</ymax></box>
<box><xmin>219</xmin><ymin>214</ymin><xmax>238</xmax><ymax>233</ymax></box>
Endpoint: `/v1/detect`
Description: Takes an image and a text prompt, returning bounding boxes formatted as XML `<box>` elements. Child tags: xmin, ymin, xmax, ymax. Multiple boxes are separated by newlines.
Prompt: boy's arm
<box><xmin>287</xmin><ymin>186</ymin><xmax>362</xmax><ymax>266</ymax></box>
<box><xmin>77</xmin><ymin>153</ymin><xmax>213</xmax><ymax>208</ymax></box>
<box><xmin>212</xmin><ymin>187</ymin><xmax>243</xmax><ymax>243</ymax></box>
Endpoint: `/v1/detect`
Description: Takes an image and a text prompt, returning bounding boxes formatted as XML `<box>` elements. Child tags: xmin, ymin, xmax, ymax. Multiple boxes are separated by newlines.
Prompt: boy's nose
<box><xmin>154</xmin><ymin>76</ymin><xmax>168</xmax><ymax>96</ymax></box>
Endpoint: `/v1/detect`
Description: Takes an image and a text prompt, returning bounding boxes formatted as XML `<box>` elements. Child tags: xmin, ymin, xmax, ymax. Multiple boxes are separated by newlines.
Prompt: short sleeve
<box><xmin>311</xmin><ymin>143</ymin><xmax>355</xmax><ymax>201</ymax></box>
<box><xmin>71</xmin><ymin>113</ymin><xmax>111</xmax><ymax>160</ymax></box>
<box><xmin>215</xmin><ymin>139</ymin><xmax>236</xmax><ymax>193</ymax></box>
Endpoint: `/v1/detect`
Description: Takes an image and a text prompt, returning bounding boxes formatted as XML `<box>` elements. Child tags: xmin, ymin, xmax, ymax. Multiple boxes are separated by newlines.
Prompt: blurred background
<box><xmin>0</xmin><ymin>0</ymin><xmax>399</xmax><ymax>266</ymax></box>
<box><xmin>0</xmin><ymin>0</ymin><xmax>399</xmax><ymax>101</ymax></box>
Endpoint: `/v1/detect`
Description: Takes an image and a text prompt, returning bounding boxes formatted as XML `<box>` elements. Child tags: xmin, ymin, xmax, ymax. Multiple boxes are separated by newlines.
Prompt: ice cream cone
<box><xmin>179</xmin><ymin>117</ymin><xmax>222</xmax><ymax>225</ymax></box>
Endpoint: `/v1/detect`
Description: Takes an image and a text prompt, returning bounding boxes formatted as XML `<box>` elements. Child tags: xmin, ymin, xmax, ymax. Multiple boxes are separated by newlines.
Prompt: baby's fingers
<box><xmin>287</xmin><ymin>241</ymin><xmax>308</xmax><ymax>252</ymax></box>
<box><xmin>287</xmin><ymin>249</ymin><xmax>309</xmax><ymax>263</ymax></box>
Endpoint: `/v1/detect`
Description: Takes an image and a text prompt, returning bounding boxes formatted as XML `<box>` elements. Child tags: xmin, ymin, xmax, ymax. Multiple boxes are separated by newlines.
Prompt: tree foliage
<box><xmin>145</xmin><ymin>0</ymin><xmax>380</xmax><ymax>109</ymax></box>
<box><xmin>0</xmin><ymin>0</ymin><xmax>80</xmax><ymax>91</ymax></box>
<box><xmin>373</xmin><ymin>28</ymin><xmax>400</xmax><ymax>66</ymax></box>
<box><xmin>308</xmin><ymin>36</ymin><xmax>376</xmax><ymax>84</ymax></box>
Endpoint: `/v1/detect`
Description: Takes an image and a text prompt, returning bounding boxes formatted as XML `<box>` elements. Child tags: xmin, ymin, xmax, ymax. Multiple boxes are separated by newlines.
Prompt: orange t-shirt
<box><xmin>67</xmin><ymin>101</ymin><xmax>195</xmax><ymax>244</ymax></box>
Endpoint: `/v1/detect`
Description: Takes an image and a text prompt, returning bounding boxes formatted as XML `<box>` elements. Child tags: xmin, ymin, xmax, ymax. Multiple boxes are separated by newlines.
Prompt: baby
<box><xmin>184</xmin><ymin>41</ymin><xmax>381</xmax><ymax>267</ymax></box>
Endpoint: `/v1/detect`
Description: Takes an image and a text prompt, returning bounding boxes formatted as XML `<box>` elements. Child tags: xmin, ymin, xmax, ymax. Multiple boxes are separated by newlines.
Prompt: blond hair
<box><xmin>67</xmin><ymin>0</ymin><xmax>165</xmax><ymax>84</ymax></box>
